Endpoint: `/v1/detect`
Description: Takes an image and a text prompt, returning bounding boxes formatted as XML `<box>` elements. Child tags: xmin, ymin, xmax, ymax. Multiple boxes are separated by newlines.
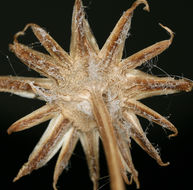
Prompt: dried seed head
<box><xmin>0</xmin><ymin>0</ymin><xmax>192</xmax><ymax>190</ymax></box>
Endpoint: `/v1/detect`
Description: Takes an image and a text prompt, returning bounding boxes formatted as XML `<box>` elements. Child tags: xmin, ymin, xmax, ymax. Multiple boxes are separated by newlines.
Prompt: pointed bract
<box><xmin>53</xmin><ymin>128</ymin><xmax>78</xmax><ymax>190</ymax></box>
<box><xmin>13</xmin><ymin>114</ymin><xmax>71</xmax><ymax>182</ymax></box>
<box><xmin>123</xmin><ymin>112</ymin><xmax>169</xmax><ymax>166</ymax></box>
<box><xmin>124</xmin><ymin>99</ymin><xmax>178</xmax><ymax>137</ymax></box>
<box><xmin>121</xmin><ymin>24</ymin><xmax>174</xmax><ymax>71</ymax></box>
<box><xmin>80</xmin><ymin>129</ymin><xmax>99</xmax><ymax>190</ymax></box>
<box><xmin>124</xmin><ymin>70</ymin><xmax>193</xmax><ymax>100</ymax></box>
<box><xmin>25</xmin><ymin>23</ymin><xmax>73</xmax><ymax>67</ymax></box>
<box><xmin>7</xmin><ymin>104</ymin><xmax>59</xmax><ymax>134</ymax></box>
<box><xmin>99</xmin><ymin>0</ymin><xmax>149</xmax><ymax>66</ymax></box>
<box><xmin>114</xmin><ymin>125</ymin><xmax>140</xmax><ymax>188</ymax></box>
<box><xmin>70</xmin><ymin>0</ymin><xmax>97</xmax><ymax>58</ymax></box>
<box><xmin>10</xmin><ymin>42</ymin><xmax>64</xmax><ymax>81</ymax></box>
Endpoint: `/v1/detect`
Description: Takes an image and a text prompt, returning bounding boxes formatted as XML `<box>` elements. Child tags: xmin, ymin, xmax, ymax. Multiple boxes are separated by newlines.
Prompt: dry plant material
<box><xmin>1</xmin><ymin>0</ymin><xmax>192</xmax><ymax>190</ymax></box>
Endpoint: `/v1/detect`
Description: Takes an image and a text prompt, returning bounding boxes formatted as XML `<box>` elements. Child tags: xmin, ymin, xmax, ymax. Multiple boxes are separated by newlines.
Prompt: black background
<box><xmin>0</xmin><ymin>0</ymin><xmax>193</xmax><ymax>190</ymax></box>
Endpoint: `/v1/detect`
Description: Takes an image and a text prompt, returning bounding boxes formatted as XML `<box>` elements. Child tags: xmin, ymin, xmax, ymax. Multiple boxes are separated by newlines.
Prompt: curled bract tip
<box><xmin>159</xmin><ymin>23</ymin><xmax>174</xmax><ymax>42</ymax></box>
<box><xmin>168</xmin><ymin>132</ymin><xmax>178</xmax><ymax>139</ymax></box>
<box><xmin>142</xmin><ymin>0</ymin><xmax>150</xmax><ymax>12</ymax></box>
<box><xmin>168</xmin><ymin>128</ymin><xmax>178</xmax><ymax>139</ymax></box>
<box><xmin>161</xmin><ymin>161</ymin><xmax>170</xmax><ymax>167</ymax></box>
<box><xmin>131</xmin><ymin>0</ymin><xmax>150</xmax><ymax>12</ymax></box>
<box><xmin>13</xmin><ymin>31</ymin><xmax>25</xmax><ymax>43</ymax></box>
<box><xmin>13</xmin><ymin>23</ymin><xmax>34</xmax><ymax>43</ymax></box>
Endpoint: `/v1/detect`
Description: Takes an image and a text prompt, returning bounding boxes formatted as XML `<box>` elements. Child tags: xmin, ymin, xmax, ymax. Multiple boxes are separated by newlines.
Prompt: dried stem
<box><xmin>91</xmin><ymin>90</ymin><xmax>125</xmax><ymax>190</ymax></box>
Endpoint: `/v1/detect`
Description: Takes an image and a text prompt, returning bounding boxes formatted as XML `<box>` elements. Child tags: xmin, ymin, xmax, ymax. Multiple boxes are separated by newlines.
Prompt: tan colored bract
<box><xmin>0</xmin><ymin>0</ymin><xmax>192</xmax><ymax>190</ymax></box>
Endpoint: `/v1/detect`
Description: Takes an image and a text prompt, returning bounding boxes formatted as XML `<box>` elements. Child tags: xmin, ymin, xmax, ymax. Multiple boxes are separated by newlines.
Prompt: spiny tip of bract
<box><xmin>168</xmin><ymin>132</ymin><xmax>178</xmax><ymax>139</ymax></box>
<box><xmin>74</xmin><ymin>0</ymin><xmax>83</xmax><ymax>7</ymax></box>
<box><xmin>53</xmin><ymin>183</ymin><xmax>58</xmax><ymax>190</ymax></box>
<box><xmin>7</xmin><ymin>127</ymin><xmax>13</xmax><ymax>135</ymax></box>
<box><xmin>141</xmin><ymin>0</ymin><xmax>150</xmax><ymax>12</ymax></box>
<box><xmin>12</xmin><ymin>164</ymin><xmax>31</xmax><ymax>183</ymax></box>
<box><xmin>13</xmin><ymin>23</ymin><xmax>37</xmax><ymax>44</ymax></box>
<box><xmin>13</xmin><ymin>175</ymin><xmax>19</xmax><ymax>183</ymax></box>
<box><xmin>131</xmin><ymin>0</ymin><xmax>150</xmax><ymax>12</ymax></box>
<box><xmin>13</xmin><ymin>31</ymin><xmax>25</xmax><ymax>43</ymax></box>
<box><xmin>159</xmin><ymin>23</ymin><xmax>175</xmax><ymax>42</ymax></box>
<box><xmin>160</xmin><ymin>161</ymin><xmax>170</xmax><ymax>167</ymax></box>
<box><xmin>156</xmin><ymin>157</ymin><xmax>170</xmax><ymax>167</ymax></box>
<box><xmin>168</xmin><ymin>128</ymin><xmax>178</xmax><ymax>139</ymax></box>
<box><xmin>7</xmin><ymin>123</ymin><xmax>19</xmax><ymax>135</ymax></box>
<box><xmin>135</xmin><ymin>177</ymin><xmax>140</xmax><ymax>189</ymax></box>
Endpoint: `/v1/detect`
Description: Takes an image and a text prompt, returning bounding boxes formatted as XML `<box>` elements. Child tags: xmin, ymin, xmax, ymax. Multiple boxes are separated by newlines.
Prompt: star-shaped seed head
<box><xmin>0</xmin><ymin>0</ymin><xmax>192</xmax><ymax>190</ymax></box>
